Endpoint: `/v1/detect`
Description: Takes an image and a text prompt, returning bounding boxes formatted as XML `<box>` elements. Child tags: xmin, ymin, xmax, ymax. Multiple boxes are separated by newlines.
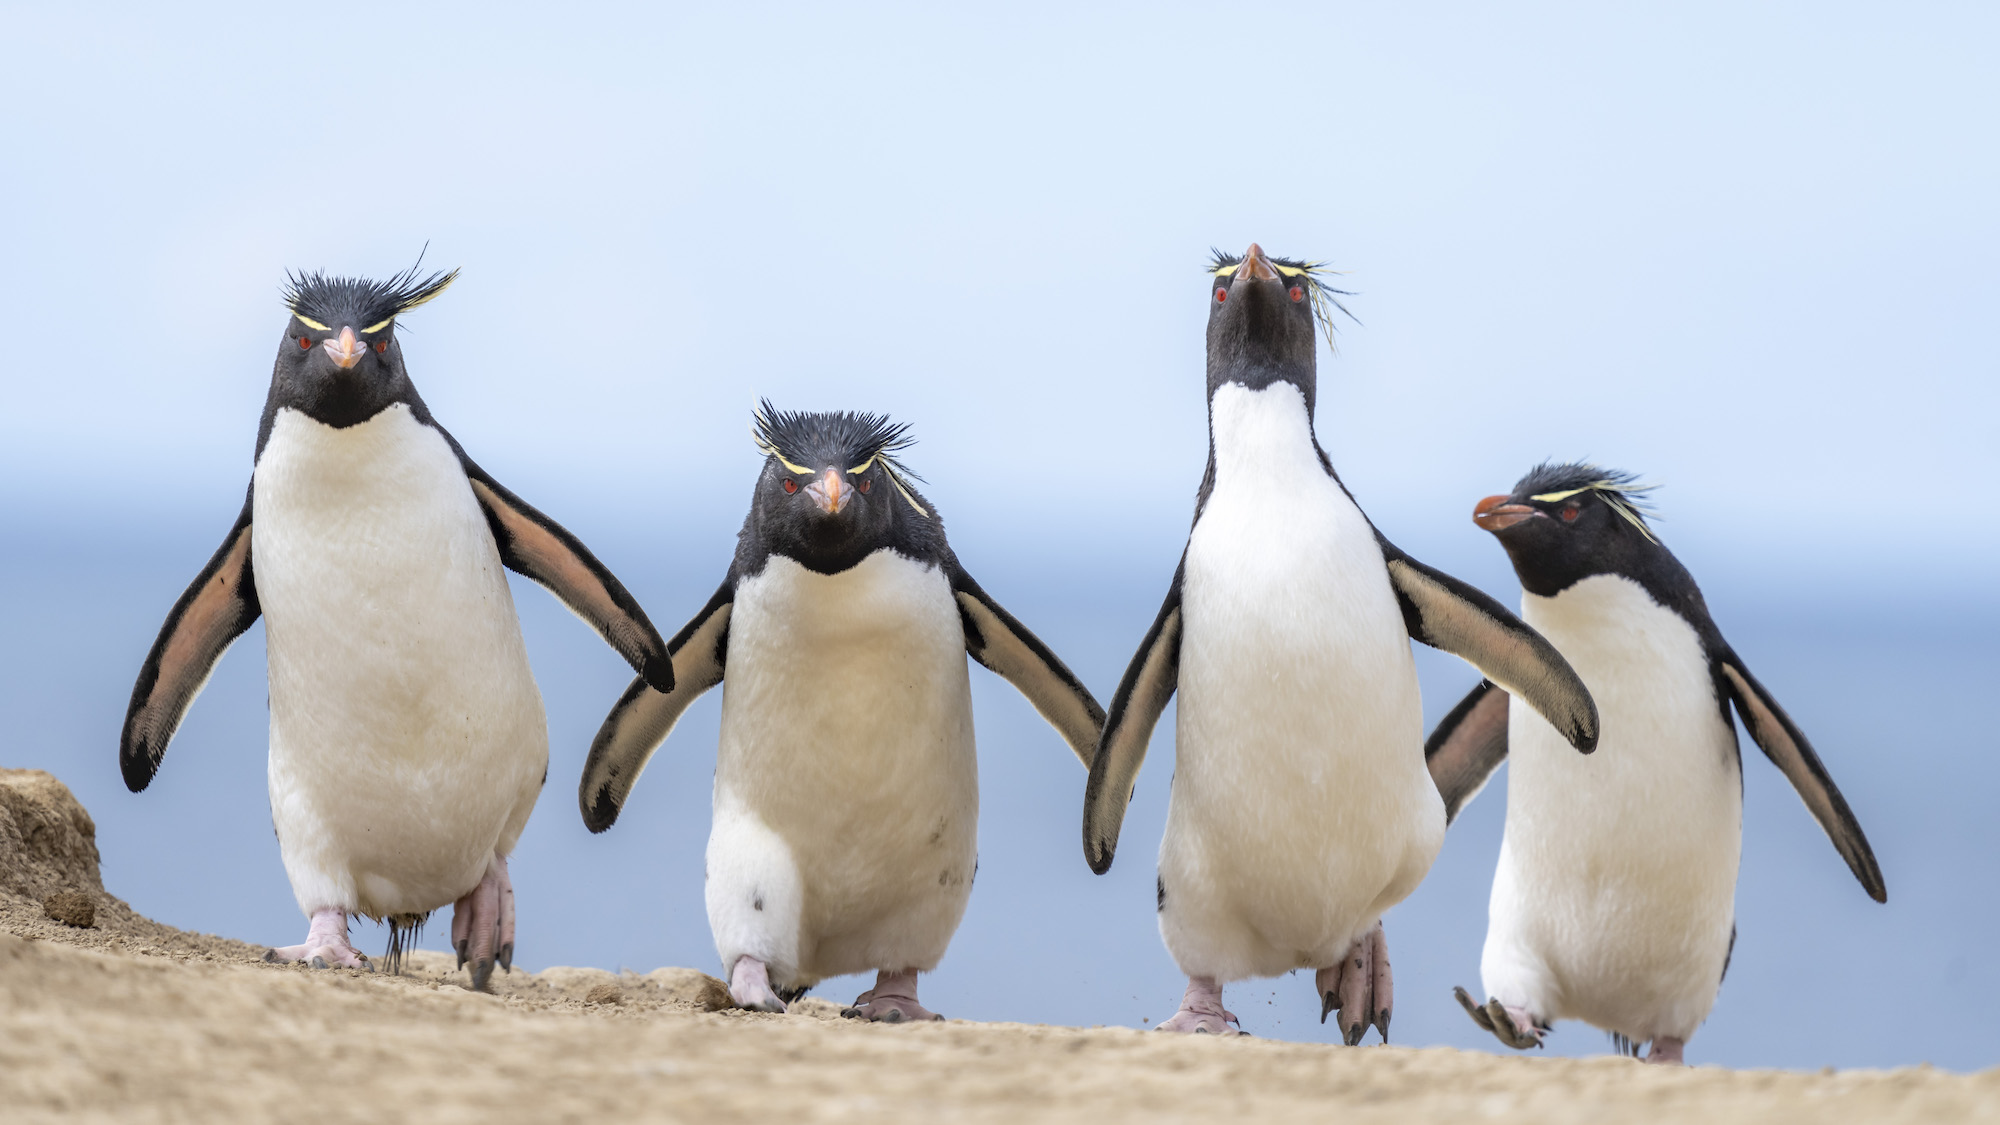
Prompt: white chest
<box><xmin>717</xmin><ymin>551</ymin><xmax>975</xmax><ymax>812</ymax></box>
<box><xmin>1510</xmin><ymin>574</ymin><xmax>1741</xmax><ymax>817</ymax></box>
<box><xmin>1178</xmin><ymin>383</ymin><xmax>1420</xmax><ymax>752</ymax></box>
<box><xmin>251</xmin><ymin>405</ymin><xmax>540</xmax><ymax>751</ymax></box>
<box><xmin>252</xmin><ymin>404</ymin><xmax>510</xmax><ymax>627</ymax></box>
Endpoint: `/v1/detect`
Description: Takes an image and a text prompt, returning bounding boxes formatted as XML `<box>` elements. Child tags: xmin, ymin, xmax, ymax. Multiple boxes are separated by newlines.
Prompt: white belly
<box><xmin>707</xmin><ymin>551</ymin><xmax>976</xmax><ymax>985</ymax></box>
<box><xmin>1160</xmin><ymin>382</ymin><xmax>1442</xmax><ymax>982</ymax></box>
<box><xmin>253</xmin><ymin>404</ymin><xmax>546</xmax><ymax>919</ymax></box>
<box><xmin>1483</xmin><ymin>573</ymin><xmax>1741</xmax><ymax>1042</ymax></box>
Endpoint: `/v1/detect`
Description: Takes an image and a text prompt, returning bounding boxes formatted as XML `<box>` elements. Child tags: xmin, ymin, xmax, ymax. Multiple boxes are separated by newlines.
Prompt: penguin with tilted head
<box><xmin>1429</xmin><ymin>463</ymin><xmax>1885</xmax><ymax>1064</ymax></box>
<box><xmin>580</xmin><ymin>403</ymin><xmax>1104</xmax><ymax>1021</ymax></box>
<box><xmin>121</xmin><ymin>263</ymin><xmax>671</xmax><ymax>989</ymax></box>
<box><xmin>1083</xmin><ymin>244</ymin><xmax>1601</xmax><ymax>1042</ymax></box>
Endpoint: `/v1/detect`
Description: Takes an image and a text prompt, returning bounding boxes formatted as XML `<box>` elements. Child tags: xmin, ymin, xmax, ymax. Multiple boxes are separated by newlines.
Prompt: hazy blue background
<box><xmin>3</xmin><ymin>2</ymin><xmax>1994</xmax><ymax>1071</ymax></box>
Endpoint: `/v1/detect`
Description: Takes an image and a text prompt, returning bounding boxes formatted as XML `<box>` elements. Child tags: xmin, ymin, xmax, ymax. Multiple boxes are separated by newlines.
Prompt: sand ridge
<box><xmin>2</xmin><ymin>768</ymin><xmax>1993</xmax><ymax>1123</ymax></box>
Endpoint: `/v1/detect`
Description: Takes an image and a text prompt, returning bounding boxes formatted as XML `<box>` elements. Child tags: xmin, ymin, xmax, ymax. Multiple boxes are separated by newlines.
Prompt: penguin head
<box><xmin>1473</xmin><ymin>462</ymin><xmax>1663</xmax><ymax>596</ymax></box>
<box><xmin>272</xmin><ymin>263</ymin><xmax>458</xmax><ymax>427</ymax></box>
<box><xmin>1205</xmin><ymin>244</ymin><xmax>1354</xmax><ymax>413</ymax></box>
<box><xmin>747</xmin><ymin>400</ymin><xmax>933</xmax><ymax>574</ymax></box>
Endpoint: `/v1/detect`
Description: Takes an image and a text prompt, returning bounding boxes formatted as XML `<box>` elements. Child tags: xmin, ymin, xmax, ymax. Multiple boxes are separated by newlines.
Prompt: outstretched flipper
<box><xmin>1424</xmin><ymin>679</ymin><xmax>1511</xmax><ymax>825</ymax></box>
<box><xmin>947</xmin><ymin>559</ymin><xmax>1105</xmax><ymax>767</ymax></box>
<box><xmin>1717</xmin><ymin>652</ymin><xmax>1886</xmax><ymax>902</ymax></box>
<box><xmin>457</xmin><ymin>453</ymin><xmax>672</xmax><ymax>693</ymax></box>
<box><xmin>578</xmin><ymin>581</ymin><xmax>734</xmax><ymax>833</ymax></box>
<box><xmin>1377</xmin><ymin>536</ymin><xmax>1598</xmax><ymax>754</ymax></box>
<box><xmin>120</xmin><ymin>491</ymin><xmax>261</xmax><ymax>792</ymax></box>
<box><xmin>1082</xmin><ymin>560</ymin><xmax>1184</xmax><ymax>874</ymax></box>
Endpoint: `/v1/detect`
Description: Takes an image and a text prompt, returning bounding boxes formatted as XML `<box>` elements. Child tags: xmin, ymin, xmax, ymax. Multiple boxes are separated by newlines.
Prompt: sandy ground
<box><xmin>3</xmin><ymin>769</ymin><xmax>1993</xmax><ymax>1124</ymax></box>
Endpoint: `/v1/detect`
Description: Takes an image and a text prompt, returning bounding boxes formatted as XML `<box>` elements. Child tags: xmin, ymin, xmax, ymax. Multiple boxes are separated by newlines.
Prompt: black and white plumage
<box><xmin>1432</xmin><ymin>462</ymin><xmax>1884</xmax><ymax>1063</ymax></box>
<box><xmin>1082</xmin><ymin>245</ymin><xmax>1599</xmax><ymax>1043</ymax></box>
<box><xmin>580</xmin><ymin>403</ymin><xmax>1103</xmax><ymax>1020</ymax></box>
<box><xmin>121</xmin><ymin>263</ymin><xmax>670</xmax><ymax>987</ymax></box>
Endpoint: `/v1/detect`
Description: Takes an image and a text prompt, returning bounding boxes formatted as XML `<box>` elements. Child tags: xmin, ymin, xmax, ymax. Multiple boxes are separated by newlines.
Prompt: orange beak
<box><xmin>322</xmin><ymin>326</ymin><xmax>365</xmax><ymax>370</ymax></box>
<box><xmin>806</xmin><ymin>468</ymin><xmax>849</xmax><ymax>515</ymax></box>
<box><xmin>1237</xmin><ymin>242</ymin><xmax>1279</xmax><ymax>283</ymax></box>
<box><xmin>1473</xmin><ymin>495</ymin><xmax>1537</xmax><ymax>533</ymax></box>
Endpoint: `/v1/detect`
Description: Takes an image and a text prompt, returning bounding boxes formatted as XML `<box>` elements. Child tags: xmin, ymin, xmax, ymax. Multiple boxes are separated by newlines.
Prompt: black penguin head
<box><xmin>1474</xmin><ymin>462</ymin><xmax>1665</xmax><ymax>596</ymax></box>
<box><xmin>746</xmin><ymin>400</ymin><xmax>934</xmax><ymax>574</ymax></box>
<box><xmin>1204</xmin><ymin>243</ymin><xmax>1354</xmax><ymax>413</ymax></box>
<box><xmin>270</xmin><ymin>263</ymin><xmax>458</xmax><ymax>428</ymax></box>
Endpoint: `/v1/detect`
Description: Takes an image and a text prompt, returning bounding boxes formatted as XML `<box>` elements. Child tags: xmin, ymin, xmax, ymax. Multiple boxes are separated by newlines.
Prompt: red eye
<box><xmin>298</xmin><ymin>336</ymin><xmax>311</xmax><ymax>350</ymax></box>
<box><xmin>1214</xmin><ymin>288</ymin><xmax>1227</xmax><ymax>303</ymax></box>
<box><xmin>782</xmin><ymin>478</ymin><xmax>798</xmax><ymax>494</ymax></box>
<box><xmin>374</xmin><ymin>339</ymin><xmax>388</xmax><ymax>354</ymax></box>
<box><xmin>1289</xmin><ymin>286</ymin><xmax>1304</xmax><ymax>302</ymax></box>
<box><xmin>1562</xmin><ymin>505</ymin><xmax>1580</xmax><ymax>522</ymax></box>
<box><xmin>858</xmin><ymin>478</ymin><xmax>872</xmax><ymax>494</ymax></box>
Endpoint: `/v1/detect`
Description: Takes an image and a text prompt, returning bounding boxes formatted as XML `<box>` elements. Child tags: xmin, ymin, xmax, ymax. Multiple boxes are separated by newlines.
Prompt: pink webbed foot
<box><xmin>1318</xmin><ymin>922</ymin><xmax>1394</xmax><ymax>1045</ymax></box>
<box><xmin>450</xmin><ymin>856</ymin><xmax>516</xmax><ymax>992</ymax></box>
<box><xmin>264</xmin><ymin>906</ymin><xmax>372</xmax><ymax>971</ymax></box>
<box><xmin>1453</xmin><ymin>985</ymin><xmax>1547</xmax><ymax>1050</ymax></box>
<box><xmin>1155</xmin><ymin>976</ymin><xmax>1245</xmax><ymax>1035</ymax></box>
<box><xmin>842</xmin><ymin>969</ymin><xmax>944</xmax><ymax>1023</ymax></box>
<box><xmin>728</xmin><ymin>956</ymin><xmax>788</xmax><ymax>1013</ymax></box>
<box><xmin>1646</xmin><ymin>1037</ymin><xmax>1687</xmax><ymax>1066</ymax></box>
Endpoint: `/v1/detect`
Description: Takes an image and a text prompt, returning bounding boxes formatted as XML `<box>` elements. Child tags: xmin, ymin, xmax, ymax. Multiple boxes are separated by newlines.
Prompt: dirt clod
<box><xmin>584</xmin><ymin>983</ymin><xmax>622</xmax><ymax>1005</ymax></box>
<box><xmin>42</xmin><ymin>891</ymin><xmax>95</xmax><ymax>928</ymax></box>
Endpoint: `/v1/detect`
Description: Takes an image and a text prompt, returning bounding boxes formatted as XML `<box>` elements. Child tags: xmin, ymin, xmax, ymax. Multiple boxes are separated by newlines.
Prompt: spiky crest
<box><xmin>1515</xmin><ymin>460</ymin><xmax>1660</xmax><ymax>543</ymax></box>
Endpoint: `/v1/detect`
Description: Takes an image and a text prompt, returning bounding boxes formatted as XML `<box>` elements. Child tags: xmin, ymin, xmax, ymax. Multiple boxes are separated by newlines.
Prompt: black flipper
<box><xmin>459</xmin><ymin>457</ymin><xmax>671</xmax><ymax>693</ymax></box>
<box><xmin>1717</xmin><ymin>653</ymin><xmax>1887</xmax><ymax>902</ymax></box>
<box><xmin>947</xmin><ymin>559</ymin><xmax>1105</xmax><ymax>767</ymax></box>
<box><xmin>120</xmin><ymin>491</ymin><xmax>260</xmax><ymax>792</ymax></box>
<box><xmin>1082</xmin><ymin>558</ymin><xmax>1185</xmax><ymax>874</ymax></box>
<box><xmin>1425</xmin><ymin>679</ymin><xmax>1511</xmax><ymax>825</ymax></box>
<box><xmin>578</xmin><ymin>580</ymin><xmax>734</xmax><ymax>833</ymax></box>
<box><xmin>1377</xmin><ymin>536</ymin><xmax>1599</xmax><ymax>754</ymax></box>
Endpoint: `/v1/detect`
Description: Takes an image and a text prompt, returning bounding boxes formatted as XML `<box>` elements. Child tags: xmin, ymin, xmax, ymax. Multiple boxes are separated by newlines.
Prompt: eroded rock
<box><xmin>0</xmin><ymin>769</ymin><xmax>105</xmax><ymax>903</ymax></box>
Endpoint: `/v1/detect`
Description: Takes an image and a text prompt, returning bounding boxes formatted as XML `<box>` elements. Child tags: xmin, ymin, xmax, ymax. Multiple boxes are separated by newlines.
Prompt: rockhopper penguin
<box><xmin>1083</xmin><ymin>244</ymin><xmax>1602</xmax><ymax>1042</ymax></box>
<box><xmin>580</xmin><ymin>403</ymin><xmax>1104</xmax><ymax>1021</ymax></box>
<box><xmin>121</xmin><ymin>264</ymin><xmax>671</xmax><ymax>988</ymax></box>
<box><xmin>1429</xmin><ymin>463</ymin><xmax>1885</xmax><ymax>1064</ymax></box>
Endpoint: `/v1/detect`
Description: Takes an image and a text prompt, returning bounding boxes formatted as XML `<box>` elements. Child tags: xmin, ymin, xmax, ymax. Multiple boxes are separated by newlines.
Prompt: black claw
<box><xmin>1375</xmin><ymin>1009</ymin><xmax>1391</xmax><ymax>1043</ymax></box>
<box><xmin>499</xmin><ymin>943</ymin><xmax>513</xmax><ymax>973</ymax></box>
<box><xmin>840</xmin><ymin>1007</ymin><xmax>862</xmax><ymax>1020</ymax></box>
<box><xmin>455</xmin><ymin>939</ymin><xmax>468</xmax><ymax>971</ymax></box>
<box><xmin>1320</xmin><ymin>991</ymin><xmax>1337</xmax><ymax>1024</ymax></box>
<box><xmin>470</xmin><ymin>957</ymin><xmax>494</xmax><ymax>993</ymax></box>
<box><xmin>1454</xmin><ymin>986</ymin><xmax>1496</xmax><ymax>1033</ymax></box>
<box><xmin>879</xmin><ymin>1009</ymin><xmax>904</xmax><ymax>1024</ymax></box>
<box><xmin>1343</xmin><ymin>1019</ymin><xmax>1366</xmax><ymax>1047</ymax></box>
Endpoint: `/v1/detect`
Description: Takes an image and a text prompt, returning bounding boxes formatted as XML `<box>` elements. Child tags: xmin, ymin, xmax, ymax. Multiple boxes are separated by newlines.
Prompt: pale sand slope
<box><xmin>2</xmin><ymin>769</ymin><xmax>1993</xmax><ymax>1123</ymax></box>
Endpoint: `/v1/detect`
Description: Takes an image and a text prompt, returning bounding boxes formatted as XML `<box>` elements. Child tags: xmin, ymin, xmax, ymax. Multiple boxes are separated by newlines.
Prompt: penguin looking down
<box><xmin>121</xmin><ymin>263</ymin><xmax>671</xmax><ymax>988</ymax></box>
<box><xmin>580</xmin><ymin>403</ymin><xmax>1104</xmax><ymax>1021</ymax></box>
<box><xmin>1083</xmin><ymin>244</ymin><xmax>1601</xmax><ymax>1042</ymax></box>
<box><xmin>1428</xmin><ymin>463</ymin><xmax>1884</xmax><ymax>1064</ymax></box>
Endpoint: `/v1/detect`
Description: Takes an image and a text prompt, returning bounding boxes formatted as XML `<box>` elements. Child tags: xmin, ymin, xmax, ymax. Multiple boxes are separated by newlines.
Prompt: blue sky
<box><xmin>2</xmin><ymin>1</ymin><xmax>1995</xmax><ymax>1070</ymax></box>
